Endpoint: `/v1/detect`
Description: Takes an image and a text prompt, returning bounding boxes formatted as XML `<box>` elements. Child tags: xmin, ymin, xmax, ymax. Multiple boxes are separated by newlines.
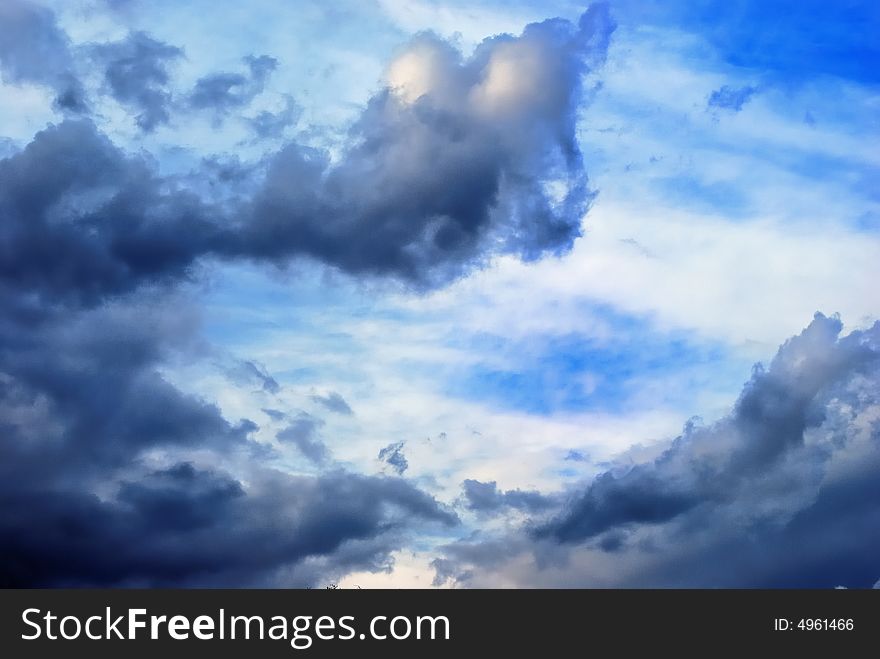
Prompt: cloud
<box><xmin>536</xmin><ymin>313</ymin><xmax>874</xmax><ymax>543</ymax></box>
<box><xmin>0</xmin><ymin>120</ymin><xmax>221</xmax><ymax>308</ymax></box>
<box><xmin>461</xmin><ymin>479</ymin><xmax>556</xmax><ymax>515</ymax></box>
<box><xmin>277</xmin><ymin>413</ymin><xmax>328</xmax><ymax>464</ymax></box>
<box><xmin>248</xmin><ymin>94</ymin><xmax>300</xmax><ymax>139</ymax></box>
<box><xmin>91</xmin><ymin>31</ymin><xmax>183</xmax><ymax>132</ymax></box>
<box><xmin>0</xmin><ymin>0</ymin><xmax>87</xmax><ymax>112</ymax></box>
<box><xmin>0</xmin><ymin>463</ymin><xmax>457</xmax><ymax>587</ymax></box>
<box><xmin>189</xmin><ymin>55</ymin><xmax>278</xmax><ymax>120</ymax></box>
<box><xmin>0</xmin><ymin>296</ymin><xmax>254</xmax><ymax>475</ymax></box>
<box><xmin>223</xmin><ymin>359</ymin><xmax>281</xmax><ymax>394</ymax></box>
<box><xmin>435</xmin><ymin>314</ymin><xmax>880</xmax><ymax>587</ymax></box>
<box><xmin>261</xmin><ymin>407</ymin><xmax>287</xmax><ymax>421</ymax></box>
<box><xmin>310</xmin><ymin>391</ymin><xmax>353</xmax><ymax>416</ymax></box>
<box><xmin>238</xmin><ymin>4</ymin><xmax>616</xmax><ymax>284</ymax></box>
<box><xmin>707</xmin><ymin>84</ymin><xmax>757</xmax><ymax>112</ymax></box>
<box><xmin>248</xmin><ymin>95</ymin><xmax>300</xmax><ymax>139</ymax></box>
<box><xmin>378</xmin><ymin>441</ymin><xmax>409</xmax><ymax>475</ymax></box>
<box><xmin>92</xmin><ymin>32</ymin><xmax>183</xmax><ymax>133</ymax></box>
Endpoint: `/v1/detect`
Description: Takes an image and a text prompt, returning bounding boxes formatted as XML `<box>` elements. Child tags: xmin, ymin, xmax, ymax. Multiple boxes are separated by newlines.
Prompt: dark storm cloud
<box><xmin>0</xmin><ymin>298</ymin><xmax>256</xmax><ymax>480</ymax></box>
<box><xmin>707</xmin><ymin>85</ymin><xmax>757</xmax><ymax>112</ymax></box>
<box><xmin>91</xmin><ymin>31</ymin><xmax>183</xmax><ymax>132</ymax></box>
<box><xmin>0</xmin><ymin>120</ymin><xmax>231</xmax><ymax>309</ymax></box>
<box><xmin>378</xmin><ymin>441</ymin><xmax>408</xmax><ymax>475</ymax></box>
<box><xmin>0</xmin><ymin>463</ymin><xmax>457</xmax><ymax>587</ymax></box>
<box><xmin>310</xmin><ymin>391</ymin><xmax>353</xmax><ymax>416</ymax></box>
<box><xmin>189</xmin><ymin>55</ymin><xmax>278</xmax><ymax>119</ymax></box>
<box><xmin>461</xmin><ymin>479</ymin><xmax>556</xmax><ymax>514</ymax></box>
<box><xmin>0</xmin><ymin>0</ymin><xmax>87</xmax><ymax>112</ymax></box>
<box><xmin>538</xmin><ymin>469</ymin><xmax>700</xmax><ymax>542</ymax></box>
<box><xmin>277</xmin><ymin>413</ymin><xmax>328</xmax><ymax>464</ymax></box>
<box><xmin>435</xmin><ymin>315</ymin><xmax>880</xmax><ymax>587</ymax></box>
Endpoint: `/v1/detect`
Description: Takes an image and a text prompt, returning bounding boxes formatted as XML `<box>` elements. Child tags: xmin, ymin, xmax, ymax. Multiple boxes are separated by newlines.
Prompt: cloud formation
<box><xmin>0</xmin><ymin>0</ymin><xmax>87</xmax><ymax>112</ymax></box>
<box><xmin>248</xmin><ymin>95</ymin><xmax>300</xmax><ymax>139</ymax></box>
<box><xmin>2</xmin><ymin>5</ymin><xmax>616</xmax><ymax>308</ymax></box>
<box><xmin>538</xmin><ymin>314</ymin><xmax>876</xmax><ymax>543</ymax></box>
<box><xmin>1</xmin><ymin>461</ymin><xmax>457</xmax><ymax>587</ymax></box>
<box><xmin>436</xmin><ymin>315</ymin><xmax>880</xmax><ymax>587</ymax></box>
<box><xmin>189</xmin><ymin>55</ymin><xmax>278</xmax><ymax>121</ymax></box>
<box><xmin>0</xmin><ymin>120</ymin><xmax>220</xmax><ymax>307</ymax></box>
<box><xmin>310</xmin><ymin>391</ymin><xmax>354</xmax><ymax>416</ymax></box>
<box><xmin>1</xmin><ymin>1</ymin><xmax>876</xmax><ymax>591</ymax></box>
<box><xmin>242</xmin><ymin>4</ymin><xmax>614</xmax><ymax>283</ymax></box>
<box><xmin>0</xmin><ymin>287</ymin><xmax>457</xmax><ymax>586</ymax></box>
<box><xmin>277</xmin><ymin>413</ymin><xmax>329</xmax><ymax>465</ymax></box>
<box><xmin>91</xmin><ymin>31</ymin><xmax>183</xmax><ymax>132</ymax></box>
<box><xmin>0</xmin><ymin>4</ymin><xmax>617</xmax><ymax>586</ymax></box>
<box><xmin>461</xmin><ymin>479</ymin><xmax>556</xmax><ymax>515</ymax></box>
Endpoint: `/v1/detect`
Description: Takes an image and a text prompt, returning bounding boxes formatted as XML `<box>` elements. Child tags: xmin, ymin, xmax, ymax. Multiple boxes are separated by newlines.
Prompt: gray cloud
<box><xmin>1</xmin><ymin>6</ymin><xmax>615</xmax><ymax>309</ymax></box>
<box><xmin>461</xmin><ymin>479</ymin><xmax>557</xmax><ymax>515</ymax></box>
<box><xmin>0</xmin><ymin>120</ymin><xmax>221</xmax><ymax>308</ymax></box>
<box><xmin>0</xmin><ymin>0</ymin><xmax>87</xmax><ymax>112</ymax></box>
<box><xmin>189</xmin><ymin>55</ymin><xmax>278</xmax><ymax>120</ymax></box>
<box><xmin>91</xmin><ymin>31</ymin><xmax>183</xmax><ymax>132</ymax></box>
<box><xmin>310</xmin><ymin>391</ymin><xmax>353</xmax><ymax>416</ymax></box>
<box><xmin>248</xmin><ymin>95</ymin><xmax>300</xmax><ymax>139</ymax></box>
<box><xmin>435</xmin><ymin>314</ymin><xmax>880</xmax><ymax>587</ymax></box>
<box><xmin>0</xmin><ymin>296</ymin><xmax>256</xmax><ymax>478</ymax></box>
<box><xmin>261</xmin><ymin>407</ymin><xmax>287</xmax><ymax>422</ymax></box>
<box><xmin>277</xmin><ymin>413</ymin><xmax>328</xmax><ymax>464</ymax></box>
<box><xmin>223</xmin><ymin>359</ymin><xmax>281</xmax><ymax>394</ymax></box>
<box><xmin>537</xmin><ymin>313</ymin><xmax>876</xmax><ymax>544</ymax></box>
<box><xmin>1</xmin><ymin>463</ymin><xmax>457</xmax><ymax>587</ymax></box>
<box><xmin>238</xmin><ymin>5</ymin><xmax>616</xmax><ymax>285</ymax></box>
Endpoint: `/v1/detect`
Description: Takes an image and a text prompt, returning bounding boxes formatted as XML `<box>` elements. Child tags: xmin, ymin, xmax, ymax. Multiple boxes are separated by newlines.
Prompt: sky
<box><xmin>0</xmin><ymin>0</ymin><xmax>878</xmax><ymax>588</ymax></box>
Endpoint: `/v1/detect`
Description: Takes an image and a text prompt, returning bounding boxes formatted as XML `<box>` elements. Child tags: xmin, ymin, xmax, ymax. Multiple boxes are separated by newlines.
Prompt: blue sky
<box><xmin>0</xmin><ymin>0</ymin><xmax>878</xmax><ymax>588</ymax></box>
